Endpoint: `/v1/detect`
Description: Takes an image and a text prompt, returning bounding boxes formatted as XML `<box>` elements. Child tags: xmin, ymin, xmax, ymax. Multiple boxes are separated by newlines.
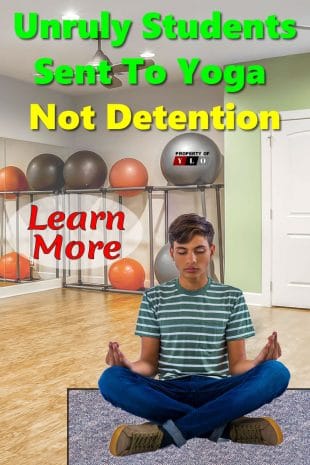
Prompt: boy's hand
<box><xmin>105</xmin><ymin>341</ymin><xmax>133</xmax><ymax>370</ymax></box>
<box><xmin>254</xmin><ymin>331</ymin><xmax>282</xmax><ymax>366</ymax></box>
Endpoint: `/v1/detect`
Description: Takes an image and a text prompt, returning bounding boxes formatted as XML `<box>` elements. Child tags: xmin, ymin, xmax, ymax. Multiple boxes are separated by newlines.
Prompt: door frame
<box><xmin>261</xmin><ymin>109</ymin><xmax>310</xmax><ymax>307</ymax></box>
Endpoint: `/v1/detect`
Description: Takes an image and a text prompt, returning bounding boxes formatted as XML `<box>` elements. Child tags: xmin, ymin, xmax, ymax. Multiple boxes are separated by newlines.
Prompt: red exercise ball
<box><xmin>109</xmin><ymin>158</ymin><xmax>148</xmax><ymax>197</ymax></box>
<box><xmin>109</xmin><ymin>258</ymin><xmax>145</xmax><ymax>290</ymax></box>
<box><xmin>0</xmin><ymin>252</ymin><xmax>31</xmax><ymax>280</ymax></box>
<box><xmin>0</xmin><ymin>166</ymin><xmax>29</xmax><ymax>199</ymax></box>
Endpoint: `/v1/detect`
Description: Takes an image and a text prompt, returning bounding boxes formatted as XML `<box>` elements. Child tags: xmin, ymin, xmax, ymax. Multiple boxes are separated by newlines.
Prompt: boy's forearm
<box><xmin>130</xmin><ymin>360</ymin><xmax>158</xmax><ymax>377</ymax></box>
<box><xmin>230</xmin><ymin>359</ymin><xmax>257</xmax><ymax>375</ymax></box>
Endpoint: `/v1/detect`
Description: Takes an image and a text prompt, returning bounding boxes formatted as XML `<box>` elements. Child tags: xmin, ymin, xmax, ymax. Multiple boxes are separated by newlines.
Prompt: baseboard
<box><xmin>64</xmin><ymin>276</ymin><xmax>154</xmax><ymax>288</ymax></box>
<box><xmin>64</xmin><ymin>275</ymin><xmax>106</xmax><ymax>285</ymax></box>
<box><xmin>64</xmin><ymin>277</ymin><xmax>269</xmax><ymax>306</ymax></box>
<box><xmin>244</xmin><ymin>292</ymin><xmax>271</xmax><ymax>307</ymax></box>
<box><xmin>0</xmin><ymin>278</ymin><xmax>62</xmax><ymax>299</ymax></box>
<box><xmin>36</xmin><ymin>271</ymin><xmax>60</xmax><ymax>279</ymax></box>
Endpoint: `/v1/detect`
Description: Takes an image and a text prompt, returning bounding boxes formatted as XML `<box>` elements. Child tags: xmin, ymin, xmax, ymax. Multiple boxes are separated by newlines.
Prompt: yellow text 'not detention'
<box><xmin>29</xmin><ymin>103</ymin><xmax>281</xmax><ymax>132</ymax></box>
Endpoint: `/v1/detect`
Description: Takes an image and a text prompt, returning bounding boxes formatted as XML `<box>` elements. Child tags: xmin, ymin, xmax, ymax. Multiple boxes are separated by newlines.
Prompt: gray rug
<box><xmin>68</xmin><ymin>389</ymin><xmax>309</xmax><ymax>465</ymax></box>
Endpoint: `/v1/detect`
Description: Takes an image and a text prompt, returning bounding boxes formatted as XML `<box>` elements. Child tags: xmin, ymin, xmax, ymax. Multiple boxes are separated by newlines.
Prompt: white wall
<box><xmin>0</xmin><ymin>75</ymin><xmax>74</xmax><ymax>146</ymax></box>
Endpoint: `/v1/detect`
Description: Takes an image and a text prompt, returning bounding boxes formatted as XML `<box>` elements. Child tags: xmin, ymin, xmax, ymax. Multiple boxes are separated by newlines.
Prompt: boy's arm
<box><xmin>130</xmin><ymin>336</ymin><xmax>160</xmax><ymax>377</ymax></box>
<box><xmin>106</xmin><ymin>336</ymin><xmax>160</xmax><ymax>377</ymax></box>
<box><xmin>228</xmin><ymin>331</ymin><xmax>282</xmax><ymax>375</ymax></box>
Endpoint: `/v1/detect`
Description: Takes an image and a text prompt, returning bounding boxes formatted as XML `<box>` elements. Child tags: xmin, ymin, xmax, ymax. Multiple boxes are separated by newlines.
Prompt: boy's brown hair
<box><xmin>168</xmin><ymin>213</ymin><xmax>215</xmax><ymax>247</ymax></box>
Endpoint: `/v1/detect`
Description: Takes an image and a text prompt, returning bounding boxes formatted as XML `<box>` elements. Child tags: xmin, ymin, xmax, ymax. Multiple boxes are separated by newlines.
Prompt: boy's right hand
<box><xmin>105</xmin><ymin>341</ymin><xmax>133</xmax><ymax>369</ymax></box>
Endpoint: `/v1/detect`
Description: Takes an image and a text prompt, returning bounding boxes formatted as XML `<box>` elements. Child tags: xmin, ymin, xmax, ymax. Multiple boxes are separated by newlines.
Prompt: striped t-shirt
<box><xmin>135</xmin><ymin>278</ymin><xmax>255</xmax><ymax>380</ymax></box>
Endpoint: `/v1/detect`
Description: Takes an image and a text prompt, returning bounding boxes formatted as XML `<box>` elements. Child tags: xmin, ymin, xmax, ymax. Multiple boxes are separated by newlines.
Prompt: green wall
<box><xmin>225</xmin><ymin>53</ymin><xmax>310</xmax><ymax>292</ymax></box>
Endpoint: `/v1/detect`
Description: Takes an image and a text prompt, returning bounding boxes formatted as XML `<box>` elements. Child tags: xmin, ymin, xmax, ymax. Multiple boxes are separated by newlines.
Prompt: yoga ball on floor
<box><xmin>109</xmin><ymin>258</ymin><xmax>145</xmax><ymax>290</ymax></box>
<box><xmin>109</xmin><ymin>158</ymin><xmax>148</xmax><ymax>197</ymax></box>
<box><xmin>26</xmin><ymin>153</ymin><xmax>64</xmax><ymax>191</ymax></box>
<box><xmin>0</xmin><ymin>252</ymin><xmax>31</xmax><ymax>280</ymax></box>
<box><xmin>161</xmin><ymin>133</ymin><xmax>222</xmax><ymax>185</ymax></box>
<box><xmin>0</xmin><ymin>166</ymin><xmax>28</xmax><ymax>199</ymax></box>
<box><xmin>63</xmin><ymin>151</ymin><xmax>107</xmax><ymax>189</ymax></box>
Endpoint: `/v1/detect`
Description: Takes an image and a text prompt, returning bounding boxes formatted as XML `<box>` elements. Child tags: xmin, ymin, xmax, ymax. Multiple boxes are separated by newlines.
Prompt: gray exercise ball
<box><xmin>63</xmin><ymin>151</ymin><xmax>107</xmax><ymax>189</ymax></box>
<box><xmin>26</xmin><ymin>153</ymin><xmax>64</xmax><ymax>190</ymax></box>
<box><xmin>209</xmin><ymin>259</ymin><xmax>219</xmax><ymax>283</ymax></box>
<box><xmin>161</xmin><ymin>133</ymin><xmax>222</xmax><ymax>185</ymax></box>
<box><xmin>155</xmin><ymin>243</ymin><xmax>219</xmax><ymax>284</ymax></box>
<box><xmin>155</xmin><ymin>243</ymin><xmax>179</xmax><ymax>283</ymax></box>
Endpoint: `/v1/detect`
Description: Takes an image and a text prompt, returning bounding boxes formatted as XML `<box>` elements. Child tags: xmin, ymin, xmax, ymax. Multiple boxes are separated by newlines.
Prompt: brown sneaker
<box><xmin>228</xmin><ymin>416</ymin><xmax>283</xmax><ymax>446</ymax></box>
<box><xmin>109</xmin><ymin>422</ymin><xmax>164</xmax><ymax>456</ymax></box>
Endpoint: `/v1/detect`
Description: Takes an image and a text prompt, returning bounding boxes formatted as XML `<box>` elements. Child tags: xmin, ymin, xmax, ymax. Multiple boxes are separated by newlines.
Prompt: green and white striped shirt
<box><xmin>135</xmin><ymin>278</ymin><xmax>255</xmax><ymax>380</ymax></box>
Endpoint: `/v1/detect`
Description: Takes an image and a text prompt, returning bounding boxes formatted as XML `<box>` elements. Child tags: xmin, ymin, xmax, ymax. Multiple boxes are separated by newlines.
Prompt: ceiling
<box><xmin>1</xmin><ymin>0</ymin><xmax>310</xmax><ymax>94</ymax></box>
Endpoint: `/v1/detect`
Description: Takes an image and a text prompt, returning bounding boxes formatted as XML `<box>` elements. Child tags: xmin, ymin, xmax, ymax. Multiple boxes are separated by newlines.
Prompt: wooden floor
<box><xmin>1</xmin><ymin>288</ymin><xmax>309</xmax><ymax>465</ymax></box>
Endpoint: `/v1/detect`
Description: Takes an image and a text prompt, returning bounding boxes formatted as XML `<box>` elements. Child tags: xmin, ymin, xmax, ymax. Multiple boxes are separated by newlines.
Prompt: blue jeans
<box><xmin>98</xmin><ymin>360</ymin><xmax>290</xmax><ymax>447</ymax></box>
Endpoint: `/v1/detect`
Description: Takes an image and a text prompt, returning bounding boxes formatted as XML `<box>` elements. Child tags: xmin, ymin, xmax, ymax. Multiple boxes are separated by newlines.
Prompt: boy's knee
<box><xmin>262</xmin><ymin>360</ymin><xmax>291</xmax><ymax>391</ymax></box>
<box><xmin>98</xmin><ymin>365</ymin><xmax>127</xmax><ymax>400</ymax></box>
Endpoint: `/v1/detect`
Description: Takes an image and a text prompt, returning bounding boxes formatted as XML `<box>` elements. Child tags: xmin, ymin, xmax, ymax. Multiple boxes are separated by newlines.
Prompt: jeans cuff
<box><xmin>162</xmin><ymin>420</ymin><xmax>187</xmax><ymax>448</ymax></box>
<box><xmin>208</xmin><ymin>424</ymin><xmax>227</xmax><ymax>443</ymax></box>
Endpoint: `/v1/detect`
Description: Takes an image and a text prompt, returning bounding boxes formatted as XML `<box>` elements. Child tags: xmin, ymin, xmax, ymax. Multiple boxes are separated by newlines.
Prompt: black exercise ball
<box><xmin>63</xmin><ymin>151</ymin><xmax>107</xmax><ymax>189</ymax></box>
<box><xmin>26</xmin><ymin>153</ymin><xmax>65</xmax><ymax>190</ymax></box>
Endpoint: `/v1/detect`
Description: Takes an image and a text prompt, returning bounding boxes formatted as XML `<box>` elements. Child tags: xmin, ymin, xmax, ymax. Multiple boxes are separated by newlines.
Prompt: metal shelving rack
<box><xmin>0</xmin><ymin>184</ymin><xmax>224</xmax><ymax>292</ymax></box>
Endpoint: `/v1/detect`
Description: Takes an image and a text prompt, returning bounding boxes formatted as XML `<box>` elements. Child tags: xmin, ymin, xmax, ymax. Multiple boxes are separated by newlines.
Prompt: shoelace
<box><xmin>129</xmin><ymin>431</ymin><xmax>163</xmax><ymax>453</ymax></box>
<box><xmin>233</xmin><ymin>423</ymin><xmax>263</xmax><ymax>443</ymax></box>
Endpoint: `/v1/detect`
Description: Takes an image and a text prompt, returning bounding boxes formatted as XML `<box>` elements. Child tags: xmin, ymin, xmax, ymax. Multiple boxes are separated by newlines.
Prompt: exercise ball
<box><xmin>0</xmin><ymin>166</ymin><xmax>28</xmax><ymax>199</ymax></box>
<box><xmin>109</xmin><ymin>258</ymin><xmax>145</xmax><ymax>290</ymax></box>
<box><xmin>154</xmin><ymin>243</ymin><xmax>179</xmax><ymax>283</ymax></box>
<box><xmin>26</xmin><ymin>153</ymin><xmax>64</xmax><ymax>191</ymax></box>
<box><xmin>63</xmin><ymin>151</ymin><xmax>107</xmax><ymax>189</ymax></box>
<box><xmin>0</xmin><ymin>252</ymin><xmax>31</xmax><ymax>280</ymax></box>
<box><xmin>161</xmin><ymin>133</ymin><xmax>222</xmax><ymax>185</ymax></box>
<box><xmin>154</xmin><ymin>243</ymin><xmax>219</xmax><ymax>284</ymax></box>
<box><xmin>209</xmin><ymin>259</ymin><xmax>219</xmax><ymax>283</ymax></box>
<box><xmin>109</xmin><ymin>158</ymin><xmax>148</xmax><ymax>197</ymax></box>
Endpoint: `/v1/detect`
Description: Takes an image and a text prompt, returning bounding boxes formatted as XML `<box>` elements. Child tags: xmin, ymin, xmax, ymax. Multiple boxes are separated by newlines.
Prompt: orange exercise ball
<box><xmin>0</xmin><ymin>252</ymin><xmax>31</xmax><ymax>280</ymax></box>
<box><xmin>108</xmin><ymin>258</ymin><xmax>145</xmax><ymax>290</ymax></box>
<box><xmin>109</xmin><ymin>158</ymin><xmax>148</xmax><ymax>197</ymax></box>
<box><xmin>0</xmin><ymin>166</ymin><xmax>29</xmax><ymax>199</ymax></box>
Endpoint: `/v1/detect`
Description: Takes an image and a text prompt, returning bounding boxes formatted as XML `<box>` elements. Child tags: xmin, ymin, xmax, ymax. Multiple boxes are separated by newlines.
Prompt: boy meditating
<box><xmin>99</xmin><ymin>213</ymin><xmax>290</xmax><ymax>457</ymax></box>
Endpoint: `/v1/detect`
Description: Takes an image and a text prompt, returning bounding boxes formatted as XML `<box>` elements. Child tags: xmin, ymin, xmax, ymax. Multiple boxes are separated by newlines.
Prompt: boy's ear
<box><xmin>169</xmin><ymin>247</ymin><xmax>174</xmax><ymax>260</ymax></box>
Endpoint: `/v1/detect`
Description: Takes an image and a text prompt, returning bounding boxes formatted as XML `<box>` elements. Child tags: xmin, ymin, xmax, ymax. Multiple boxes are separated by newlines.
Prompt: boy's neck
<box><xmin>179</xmin><ymin>275</ymin><xmax>209</xmax><ymax>291</ymax></box>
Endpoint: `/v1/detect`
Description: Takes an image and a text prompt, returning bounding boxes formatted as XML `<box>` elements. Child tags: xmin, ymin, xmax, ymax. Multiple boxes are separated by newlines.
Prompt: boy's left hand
<box><xmin>254</xmin><ymin>331</ymin><xmax>282</xmax><ymax>365</ymax></box>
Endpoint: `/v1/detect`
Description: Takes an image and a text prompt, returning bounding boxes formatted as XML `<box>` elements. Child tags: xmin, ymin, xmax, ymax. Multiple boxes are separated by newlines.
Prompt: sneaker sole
<box><xmin>262</xmin><ymin>416</ymin><xmax>283</xmax><ymax>445</ymax></box>
<box><xmin>109</xmin><ymin>424</ymin><xmax>127</xmax><ymax>456</ymax></box>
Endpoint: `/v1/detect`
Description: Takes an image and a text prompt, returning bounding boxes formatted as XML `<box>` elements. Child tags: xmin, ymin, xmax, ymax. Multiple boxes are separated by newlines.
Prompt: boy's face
<box><xmin>170</xmin><ymin>234</ymin><xmax>215</xmax><ymax>282</ymax></box>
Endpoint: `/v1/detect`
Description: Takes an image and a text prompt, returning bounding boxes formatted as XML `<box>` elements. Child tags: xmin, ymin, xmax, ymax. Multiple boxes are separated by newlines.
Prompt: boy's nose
<box><xmin>187</xmin><ymin>252</ymin><xmax>197</xmax><ymax>264</ymax></box>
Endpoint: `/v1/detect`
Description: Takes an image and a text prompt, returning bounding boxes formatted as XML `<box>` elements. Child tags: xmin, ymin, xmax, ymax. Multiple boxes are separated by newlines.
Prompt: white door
<box><xmin>271</xmin><ymin>118</ymin><xmax>310</xmax><ymax>309</ymax></box>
